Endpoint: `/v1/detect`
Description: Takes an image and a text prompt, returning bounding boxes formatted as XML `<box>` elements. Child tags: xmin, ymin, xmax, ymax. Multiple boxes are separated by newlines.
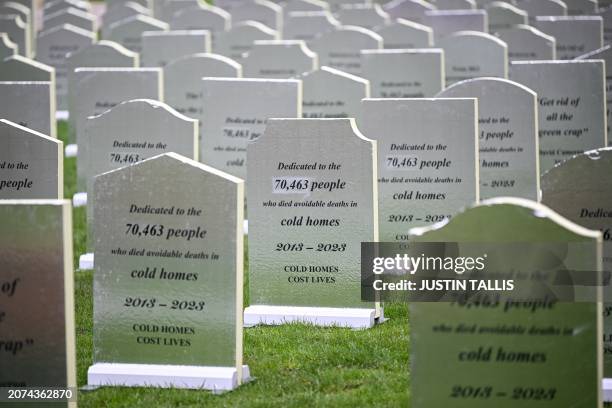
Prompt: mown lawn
<box><xmin>58</xmin><ymin>122</ymin><xmax>410</xmax><ymax>407</ymax></box>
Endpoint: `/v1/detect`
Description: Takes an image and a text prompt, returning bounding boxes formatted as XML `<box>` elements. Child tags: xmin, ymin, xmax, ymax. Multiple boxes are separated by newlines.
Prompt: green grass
<box><xmin>58</xmin><ymin>122</ymin><xmax>410</xmax><ymax>407</ymax></box>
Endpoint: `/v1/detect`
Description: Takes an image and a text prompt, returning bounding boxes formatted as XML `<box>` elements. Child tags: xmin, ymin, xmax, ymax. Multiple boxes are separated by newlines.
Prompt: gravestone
<box><xmin>7</xmin><ymin>0</ymin><xmax>34</xmax><ymax>47</ymax></box>
<box><xmin>383</xmin><ymin>0</ymin><xmax>436</xmax><ymax>23</ymax></box>
<box><xmin>515</xmin><ymin>0</ymin><xmax>567</xmax><ymax>23</ymax></box>
<box><xmin>511</xmin><ymin>60</ymin><xmax>607</xmax><ymax>172</ymax></box>
<box><xmin>213</xmin><ymin>21</ymin><xmax>279</xmax><ymax>62</ymax></box>
<box><xmin>141</xmin><ymin>30</ymin><xmax>211</xmax><ymax>67</ymax></box>
<box><xmin>198</xmin><ymin>78</ymin><xmax>301</xmax><ymax>179</ymax></box>
<box><xmin>0</xmin><ymin>119</ymin><xmax>62</xmax><ymax>199</ymax></box>
<box><xmin>0</xmin><ymin>54</ymin><xmax>55</xmax><ymax>83</ymax></box>
<box><xmin>564</xmin><ymin>0</ymin><xmax>598</xmax><ymax>15</ymax></box>
<box><xmin>577</xmin><ymin>45</ymin><xmax>612</xmax><ymax>141</ymax></box>
<box><xmin>301</xmin><ymin>66</ymin><xmax>369</xmax><ymax>120</ymax></box>
<box><xmin>408</xmin><ymin>198</ymin><xmax>602</xmax><ymax>408</ymax></box>
<box><xmin>360</xmin><ymin>98</ymin><xmax>478</xmax><ymax>242</ymax></box>
<box><xmin>244</xmin><ymin>118</ymin><xmax>380</xmax><ymax>328</ymax></box>
<box><xmin>71</xmin><ymin>67</ymin><xmax>163</xmax><ymax>187</ymax></box>
<box><xmin>0</xmin><ymin>14</ymin><xmax>29</xmax><ymax>57</ymax></box>
<box><xmin>44</xmin><ymin>0</ymin><xmax>91</xmax><ymax>16</ymax></box>
<box><xmin>169</xmin><ymin>4</ymin><xmax>230</xmax><ymax>36</ymax></box>
<box><xmin>159</xmin><ymin>0</ymin><xmax>200</xmax><ymax>21</ymax></box>
<box><xmin>106</xmin><ymin>14</ymin><xmax>169</xmax><ymax>53</ymax></box>
<box><xmin>0</xmin><ymin>81</ymin><xmax>55</xmax><ymax>138</ymax></box>
<box><xmin>283</xmin><ymin>10</ymin><xmax>339</xmax><ymax>43</ymax></box>
<box><xmin>440</xmin><ymin>31</ymin><xmax>507</xmax><ymax>85</ymax></box>
<box><xmin>164</xmin><ymin>52</ymin><xmax>241</xmax><ymax>126</ymax></box>
<box><xmin>436</xmin><ymin>0</ymin><xmax>476</xmax><ymax>9</ymax></box>
<box><xmin>43</xmin><ymin>7</ymin><xmax>96</xmax><ymax>33</ymax></box>
<box><xmin>600</xmin><ymin>6</ymin><xmax>612</xmax><ymax>43</ymax></box>
<box><xmin>374</xmin><ymin>18</ymin><xmax>433</xmax><ymax>49</ymax></box>
<box><xmin>535</xmin><ymin>16</ymin><xmax>603</xmax><ymax>60</ymax></box>
<box><xmin>36</xmin><ymin>24</ymin><xmax>95</xmax><ymax>111</ymax></box>
<box><xmin>541</xmin><ymin>148</ymin><xmax>612</xmax><ymax>395</ymax></box>
<box><xmin>310</xmin><ymin>26</ymin><xmax>383</xmax><ymax>76</ymax></box>
<box><xmin>88</xmin><ymin>153</ymin><xmax>249</xmax><ymax>390</ymax></box>
<box><xmin>242</xmin><ymin>40</ymin><xmax>317</xmax><ymax>78</ymax></box>
<box><xmin>0</xmin><ymin>199</ymin><xmax>76</xmax><ymax>400</ymax></box>
<box><xmin>102</xmin><ymin>1</ymin><xmax>151</xmax><ymax>37</ymax></box>
<box><xmin>495</xmin><ymin>24</ymin><xmax>556</xmax><ymax>61</ymax></box>
<box><xmin>282</xmin><ymin>0</ymin><xmax>329</xmax><ymax>15</ymax></box>
<box><xmin>336</xmin><ymin>4</ymin><xmax>390</xmax><ymax>29</ymax></box>
<box><xmin>0</xmin><ymin>2</ymin><xmax>32</xmax><ymax>55</ymax></box>
<box><xmin>0</xmin><ymin>32</ymin><xmax>17</xmax><ymax>58</ymax></box>
<box><xmin>438</xmin><ymin>77</ymin><xmax>539</xmax><ymax>200</ymax></box>
<box><xmin>424</xmin><ymin>9</ymin><xmax>488</xmax><ymax>41</ymax></box>
<box><xmin>230</xmin><ymin>0</ymin><xmax>282</xmax><ymax>32</ymax></box>
<box><xmin>360</xmin><ymin>49</ymin><xmax>444</xmax><ymax>98</ymax></box>
<box><xmin>486</xmin><ymin>1</ymin><xmax>528</xmax><ymax>32</ymax></box>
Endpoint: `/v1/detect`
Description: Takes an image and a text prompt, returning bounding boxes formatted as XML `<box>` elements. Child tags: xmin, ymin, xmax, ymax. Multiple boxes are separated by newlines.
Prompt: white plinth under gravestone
<box><xmin>141</xmin><ymin>30</ymin><xmax>211</xmax><ymax>67</ymax></box>
<box><xmin>495</xmin><ymin>24</ymin><xmax>556</xmax><ymax>61</ymax></box>
<box><xmin>0</xmin><ymin>14</ymin><xmax>29</xmax><ymax>57</ymax></box>
<box><xmin>361</xmin><ymin>98</ymin><xmax>478</xmax><ymax>242</ymax></box>
<box><xmin>301</xmin><ymin>66</ymin><xmax>369</xmax><ymax>120</ymax></box>
<box><xmin>102</xmin><ymin>2</ymin><xmax>151</xmax><ymax>36</ymax></box>
<box><xmin>0</xmin><ymin>119</ymin><xmax>62</xmax><ymax>199</ymax></box>
<box><xmin>563</xmin><ymin>0</ymin><xmax>597</xmax><ymax>15</ymax></box>
<box><xmin>409</xmin><ymin>198</ymin><xmax>602</xmax><ymax>407</ymax></box>
<box><xmin>0</xmin><ymin>200</ymin><xmax>76</xmax><ymax>405</ymax></box>
<box><xmin>540</xmin><ymin>148</ymin><xmax>612</xmax><ymax>399</ymax></box>
<box><xmin>374</xmin><ymin>18</ymin><xmax>433</xmax><ymax>49</ymax></box>
<box><xmin>72</xmin><ymin>68</ymin><xmax>162</xmax><ymax>187</ymax></box>
<box><xmin>164</xmin><ymin>53</ymin><xmax>241</xmax><ymax>124</ymax></box>
<box><xmin>243</xmin><ymin>40</ymin><xmax>317</xmax><ymax>79</ymax></box>
<box><xmin>440</xmin><ymin>31</ymin><xmax>507</xmax><ymax>85</ymax></box>
<box><xmin>0</xmin><ymin>82</ymin><xmax>55</xmax><ymax>137</ymax></box>
<box><xmin>336</xmin><ymin>4</ymin><xmax>390</xmax><ymax>29</ymax></box>
<box><xmin>245</xmin><ymin>119</ymin><xmax>380</xmax><ymax>328</ymax></box>
<box><xmin>230</xmin><ymin>0</ymin><xmax>282</xmax><ymax>32</ymax></box>
<box><xmin>486</xmin><ymin>1</ymin><xmax>527</xmax><ymax>32</ymax></box>
<box><xmin>511</xmin><ymin>60</ymin><xmax>607</xmax><ymax>173</ymax></box>
<box><xmin>424</xmin><ymin>9</ymin><xmax>488</xmax><ymax>42</ymax></box>
<box><xmin>214</xmin><ymin>21</ymin><xmax>279</xmax><ymax>62</ymax></box>
<box><xmin>170</xmin><ymin>4</ymin><xmax>230</xmax><ymax>35</ymax></box>
<box><xmin>198</xmin><ymin>78</ymin><xmax>301</xmax><ymax>179</ymax></box>
<box><xmin>383</xmin><ymin>0</ymin><xmax>435</xmax><ymax>23</ymax></box>
<box><xmin>360</xmin><ymin>49</ymin><xmax>443</xmax><ymax>98</ymax></box>
<box><xmin>0</xmin><ymin>32</ymin><xmax>17</xmax><ymax>58</ymax></box>
<box><xmin>43</xmin><ymin>7</ymin><xmax>96</xmax><ymax>33</ymax></box>
<box><xmin>311</xmin><ymin>26</ymin><xmax>382</xmax><ymax>76</ymax></box>
<box><xmin>283</xmin><ymin>0</ymin><xmax>329</xmax><ymax>15</ymax></box>
<box><xmin>106</xmin><ymin>14</ymin><xmax>169</xmax><ymax>53</ymax></box>
<box><xmin>516</xmin><ymin>0</ymin><xmax>567</xmax><ymax>23</ymax></box>
<box><xmin>0</xmin><ymin>3</ymin><xmax>31</xmax><ymax>54</ymax></box>
<box><xmin>535</xmin><ymin>16</ymin><xmax>603</xmax><ymax>60</ymax></box>
<box><xmin>577</xmin><ymin>45</ymin><xmax>612</xmax><ymax>142</ymax></box>
<box><xmin>436</xmin><ymin>0</ymin><xmax>476</xmax><ymax>9</ymax></box>
<box><xmin>283</xmin><ymin>11</ymin><xmax>339</xmax><ymax>43</ymax></box>
<box><xmin>88</xmin><ymin>153</ymin><xmax>249</xmax><ymax>390</ymax></box>
<box><xmin>36</xmin><ymin>24</ymin><xmax>95</xmax><ymax>111</ymax></box>
<box><xmin>438</xmin><ymin>77</ymin><xmax>539</xmax><ymax>200</ymax></box>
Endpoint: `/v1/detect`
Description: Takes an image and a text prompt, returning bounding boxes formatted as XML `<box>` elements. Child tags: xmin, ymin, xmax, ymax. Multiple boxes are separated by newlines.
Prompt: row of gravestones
<box><xmin>1</xmin><ymin>113</ymin><xmax>610</xmax><ymax>405</ymax></box>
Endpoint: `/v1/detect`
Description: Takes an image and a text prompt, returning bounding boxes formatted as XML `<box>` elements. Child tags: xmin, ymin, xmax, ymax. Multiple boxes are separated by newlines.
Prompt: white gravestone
<box><xmin>436</xmin><ymin>0</ymin><xmax>476</xmax><ymax>9</ymax></box>
<box><xmin>141</xmin><ymin>30</ymin><xmax>211</xmax><ymax>67</ymax></box>
<box><xmin>515</xmin><ymin>0</ymin><xmax>567</xmax><ymax>23</ymax></box>
<box><xmin>106</xmin><ymin>14</ymin><xmax>168</xmax><ymax>53</ymax></box>
<box><xmin>213</xmin><ymin>21</ymin><xmax>279</xmax><ymax>62</ymax></box>
<box><xmin>440</xmin><ymin>31</ymin><xmax>507</xmax><ymax>85</ymax></box>
<box><xmin>0</xmin><ymin>2</ymin><xmax>32</xmax><ymax>55</ymax></box>
<box><xmin>438</xmin><ymin>77</ymin><xmax>539</xmax><ymax>200</ymax></box>
<box><xmin>361</xmin><ymin>98</ymin><xmax>478</xmax><ymax>241</ymax></box>
<box><xmin>510</xmin><ymin>60</ymin><xmax>607</xmax><ymax>172</ymax></box>
<box><xmin>230</xmin><ymin>0</ymin><xmax>282</xmax><ymax>32</ymax></box>
<box><xmin>160</xmin><ymin>0</ymin><xmax>200</xmax><ymax>21</ymax></box>
<box><xmin>336</xmin><ymin>4</ymin><xmax>390</xmax><ymax>29</ymax></box>
<box><xmin>102</xmin><ymin>2</ymin><xmax>151</xmax><ymax>37</ymax></box>
<box><xmin>43</xmin><ymin>7</ymin><xmax>96</xmax><ymax>33</ymax></box>
<box><xmin>0</xmin><ymin>54</ymin><xmax>55</xmax><ymax>83</ymax></box>
<box><xmin>0</xmin><ymin>119</ymin><xmax>62</xmax><ymax>199</ymax></box>
<box><xmin>0</xmin><ymin>14</ymin><xmax>29</xmax><ymax>57</ymax></box>
<box><xmin>383</xmin><ymin>0</ymin><xmax>436</xmax><ymax>23</ymax></box>
<box><xmin>0</xmin><ymin>32</ymin><xmax>17</xmax><ymax>57</ymax></box>
<box><xmin>243</xmin><ymin>40</ymin><xmax>317</xmax><ymax>78</ymax></box>
<box><xmin>577</xmin><ymin>45</ymin><xmax>612</xmax><ymax>143</ymax></box>
<box><xmin>360</xmin><ymin>49</ymin><xmax>444</xmax><ymax>98</ymax></box>
<box><xmin>563</xmin><ymin>0</ymin><xmax>598</xmax><ymax>15</ymax></box>
<box><xmin>283</xmin><ymin>11</ymin><xmax>339</xmax><ymax>43</ymax></box>
<box><xmin>424</xmin><ymin>9</ymin><xmax>488</xmax><ymax>41</ymax></box>
<box><xmin>301</xmin><ymin>66</ymin><xmax>369</xmax><ymax>120</ymax></box>
<box><xmin>485</xmin><ymin>1</ymin><xmax>528</xmax><ymax>32</ymax></box>
<box><xmin>495</xmin><ymin>24</ymin><xmax>556</xmax><ymax>61</ymax></box>
<box><xmin>198</xmin><ymin>78</ymin><xmax>301</xmax><ymax>179</ymax></box>
<box><xmin>599</xmin><ymin>6</ymin><xmax>612</xmax><ymax>43</ymax></box>
<box><xmin>245</xmin><ymin>118</ymin><xmax>381</xmax><ymax>328</ymax></box>
<box><xmin>374</xmin><ymin>18</ymin><xmax>433</xmax><ymax>49</ymax></box>
<box><xmin>170</xmin><ymin>4</ymin><xmax>230</xmax><ymax>36</ymax></box>
<box><xmin>535</xmin><ymin>16</ymin><xmax>603</xmax><ymax>60</ymax></box>
<box><xmin>310</xmin><ymin>26</ymin><xmax>383</xmax><ymax>76</ymax></box>
<box><xmin>0</xmin><ymin>81</ymin><xmax>55</xmax><ymax>138</ymax></box>
<box><xmin>282</xmin><ymin>0</ymin><xmax>329</xmax><ymax>15</ymax></box>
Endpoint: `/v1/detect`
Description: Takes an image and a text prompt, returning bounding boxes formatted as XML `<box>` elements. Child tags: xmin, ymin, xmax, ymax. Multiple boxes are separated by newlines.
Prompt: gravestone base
<box><xmin>87</xmin><ymin>363</ymin><xmax>251</xmax><ymax>391</ymax></box>
<box><xmin>243</xmin><ymin>305</ymin><xmax>381</xmax><ymax>329</ymax></box>
<box><xmin>603</xmin><ymin>379</ymin><xmax>612</xmax><ymax>401</ymax></box>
